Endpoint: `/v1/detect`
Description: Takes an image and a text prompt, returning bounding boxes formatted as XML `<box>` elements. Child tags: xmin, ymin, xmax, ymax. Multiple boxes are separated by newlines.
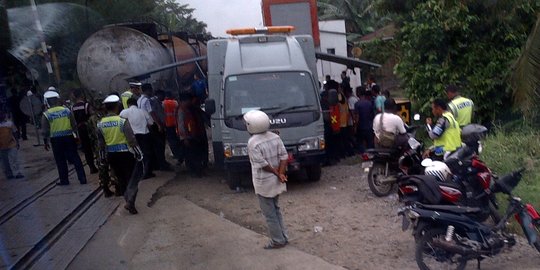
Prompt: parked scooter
<box><xmin>399</xmin><ymin>168</ymin><xmax>540</xmax><ymax>270</ymax></box>
<box><xmin>397</xmin><ymin>124</ymin><xmax>499</xmax><ymax>222</ymax></box>
<box><xmin>362</xmin><ymin>114</ymin><xmax>423</xmax><ymax>197</ymax></box>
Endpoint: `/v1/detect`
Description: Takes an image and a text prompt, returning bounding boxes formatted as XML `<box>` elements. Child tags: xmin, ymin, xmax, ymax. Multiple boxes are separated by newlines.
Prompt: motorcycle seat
<box><xmin>417</xmin><ymin>203</ymin><xmax>483</xmax><ymax>214</ymax></box>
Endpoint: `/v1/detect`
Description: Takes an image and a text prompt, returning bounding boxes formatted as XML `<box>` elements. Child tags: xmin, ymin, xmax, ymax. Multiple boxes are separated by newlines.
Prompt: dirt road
<box><xmin>152</xmin><ymin>158</ymin><xmax>540</xmax><ymax>270</ymax></box>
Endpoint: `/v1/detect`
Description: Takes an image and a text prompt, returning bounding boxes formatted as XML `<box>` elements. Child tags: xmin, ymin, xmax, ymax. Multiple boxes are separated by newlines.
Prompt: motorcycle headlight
<box><xmin>224</xmin><ymin>143</ymin><xmax>249</xmax><ymax>158</ymax></box>
<box><xmin>298</xmin><ymin>136</ymin><xmax>325</xmax><ymax>152</ymax></box>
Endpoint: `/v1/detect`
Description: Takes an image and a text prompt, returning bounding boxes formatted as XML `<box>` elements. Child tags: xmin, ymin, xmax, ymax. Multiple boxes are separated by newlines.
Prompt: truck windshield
<box><xmin>224</xmin><ymin>72</ymin><xmax>318</xmax><ymax>117</ymax></box>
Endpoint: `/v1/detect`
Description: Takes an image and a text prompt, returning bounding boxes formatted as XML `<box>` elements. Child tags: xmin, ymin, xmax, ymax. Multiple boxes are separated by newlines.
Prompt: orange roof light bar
<box><xmin>226</xmin><ymin>26</ymin><xmax>295</xmax><ymax>35</ymax></box>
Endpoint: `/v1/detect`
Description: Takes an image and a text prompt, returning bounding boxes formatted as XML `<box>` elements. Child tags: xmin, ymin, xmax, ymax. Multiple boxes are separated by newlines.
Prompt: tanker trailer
<box><xmin>158</xmin><ymin>35</ymin><xmax>208</xmax><ymax>84</ymax></box>
<box><xmin>77</xmin><ymin>26</ymin><xmax>173</xmax><ymax>94</ymax></box>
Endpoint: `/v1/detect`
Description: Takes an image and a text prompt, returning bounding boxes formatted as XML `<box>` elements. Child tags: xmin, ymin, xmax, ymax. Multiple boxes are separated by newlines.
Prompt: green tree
<box><xmin>378</xmin><ymin>0</ymin><xmax>539</xmax><ymax>124</ymax></box>
<box><xmin>317</xmin><ymin>0</ymin><xmax>389</xmax><ymax>41</ymax></box>
<box><xmin>152</xmin><ymin>0</ymin><xmax>207</xmax><ymax>34</ymax></box>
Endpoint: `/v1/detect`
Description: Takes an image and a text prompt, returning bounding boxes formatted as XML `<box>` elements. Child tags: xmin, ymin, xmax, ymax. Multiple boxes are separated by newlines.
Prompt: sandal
<box><xmin>263</xmin><ymin>241</ymin><xmax>287</xmax><ymax>250</ymax></box>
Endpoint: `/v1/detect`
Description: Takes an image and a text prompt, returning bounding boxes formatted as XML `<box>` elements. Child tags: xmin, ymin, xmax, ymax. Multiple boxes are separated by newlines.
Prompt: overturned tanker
<box><xmin>77</xmin><ymin>25</ymin><xmax>207</xmax><ymax>94</ymax></box>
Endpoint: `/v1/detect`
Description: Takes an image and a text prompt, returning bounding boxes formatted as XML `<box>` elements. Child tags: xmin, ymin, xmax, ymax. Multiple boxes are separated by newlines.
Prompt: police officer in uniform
<box><xmin>121</xmin><ymin>82</ymin><xmax>142</xmax><ymax>110</ymax></box>
<box><xmin>424</xmin><ymin>98</ymin><xmax>462</xmax><ymax>159</ymax></box>
<box><xmin>87</xmin><ymin>96</ymin><xmax>117</xmax><ymax>197</ymax></box>
<box><xmin>41</xmin><ymin>90</ymin><xmax>87</xmax><ymax>185</ymax></box>
<box><xmin>97</xmin><ymin>95</ymin><xmax>143</xmax><ymax>214</ymax></box>
<box><xmin>445</xmin><ymin>85</ymin><xmax>474</xmax><ymax>127</ymax></box>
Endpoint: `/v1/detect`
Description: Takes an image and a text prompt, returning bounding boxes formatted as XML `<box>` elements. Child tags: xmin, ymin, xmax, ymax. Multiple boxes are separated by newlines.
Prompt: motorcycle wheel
<box><xmin>415</xmin><ymin>228</ymin><xmax>468</xmax><ymax>270</ymax></box>
<box><xmin>367</xmin><ymin>162</ymin><xmax>395</xmax><ymax>197</ymax></box>
<box><xmin>533</xmin><ymin>220</ymin><xmax>540</xmax><ymax>253</ymax></box>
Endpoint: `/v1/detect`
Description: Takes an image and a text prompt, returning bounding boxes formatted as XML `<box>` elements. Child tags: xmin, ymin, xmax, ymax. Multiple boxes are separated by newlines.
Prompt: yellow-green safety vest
<box><xmin>434</xmin><ymin>111</ymin><xmax>462</xmax><ymax>153</ymax></box>
<box><xmin>97</xmin><ymin>115</ymin><xmax>129</xmax><ymax>152</ymax></box>
<box><xmin>448</xmin><ymin>96</ymin><xmax>473</xmax><ymax>126</ymax></box>
<box><xmin>44</xmin><ymin>106</ymin><xmax>73</xmax><ymax>138</ymax></box>
<box><xmin>121</xmin><ymin>90</ymin><xmax>133</xmax><ymax>110</ymax></box>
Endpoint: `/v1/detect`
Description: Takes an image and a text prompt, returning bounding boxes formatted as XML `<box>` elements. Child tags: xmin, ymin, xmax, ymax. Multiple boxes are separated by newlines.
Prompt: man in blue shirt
<box><xmin>354</xmin><ymin>88</ymin><xmax>375</xmax><ymax>153</ymax></box>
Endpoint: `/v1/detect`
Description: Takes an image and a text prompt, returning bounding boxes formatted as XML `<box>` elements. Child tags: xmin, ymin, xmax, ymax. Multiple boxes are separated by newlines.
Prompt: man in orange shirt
<box><xmin>163</xmin><ymin>91</ymin><xmax>182</xmax><ymax>163</ymax></box>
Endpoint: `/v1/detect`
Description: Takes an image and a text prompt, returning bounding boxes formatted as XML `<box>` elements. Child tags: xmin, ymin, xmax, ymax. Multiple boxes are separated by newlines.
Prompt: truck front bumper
<box><xmin>224</xmin><ymin>150</ymin><xmax>325</xmax><ymax>172</ymax></box>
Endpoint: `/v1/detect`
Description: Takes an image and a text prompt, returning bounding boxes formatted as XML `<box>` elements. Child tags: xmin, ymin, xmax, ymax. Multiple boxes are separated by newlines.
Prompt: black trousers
<box><xmin>51</xmin><ymin>136</ymin><xmax>87</xmax><ymax>184</ymax></box>
<box><xmin>356</xmin><ymin>129</ymin><xmax>375</xmax><ymax>153</ymax></box>
<box><xmin>185</xmin><ymin>137</ymin><xmax>206</xmax><ymax>175</ymax></box>
<box><xmin>165</xmin><ymin>127</ymin><xmax>182</xmax><ymax>162</ymax></box>
<box><xmin>135</xmin><ymin>133</ymin><xmax>154</xmax><ymax>177</ymax></box>
<box><xmin>150</xmin><ymin>125</ymin><xmax>168</xmax><ymax>170</ymax></box>
<box><xmin>78</xmin><ymin>125</ymin><xmax>97</xmax><ymax>171</ymax></box>
<box><xmin>108</xmin><ymin>152</ymin><xmax>142</xmax><ymax>204</ymax></box>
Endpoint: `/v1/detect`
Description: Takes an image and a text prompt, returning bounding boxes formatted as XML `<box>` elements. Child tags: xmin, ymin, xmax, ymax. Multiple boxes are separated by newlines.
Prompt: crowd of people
<box><xmin>0</xmin><ymin>74</ymin><xmax>210</xmax><ymax>215</ymax></box>
<box><xmin>320</xmin><ymin>73</ymin><xmax>474</xmax><ymax>164</ymax></box>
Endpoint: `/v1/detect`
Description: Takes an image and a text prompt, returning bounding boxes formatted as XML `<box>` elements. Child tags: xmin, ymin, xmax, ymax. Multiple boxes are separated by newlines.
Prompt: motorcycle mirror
<box><xmin>421</xmin><ymin>158</ymin><xmax>433</xmax><ymax>167</ymax></box>
<box><xmin>413</xmin><ymin>114</ymin><xmax>420</xmax><ymax>121</ymax></box>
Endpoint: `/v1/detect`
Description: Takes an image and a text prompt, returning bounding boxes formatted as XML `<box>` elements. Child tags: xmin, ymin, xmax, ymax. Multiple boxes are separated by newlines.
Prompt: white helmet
<box><xmin>243</xmin><ymin>110</ymin><xmax>270</xmax><ymax>134</ymax></box>
<box><xmin>47</xmin><ymin>86</ymin><xmax>56</xmax><ymax>91</ymax></box>
<box><xmin>424</xmin><ymin>161</ymin><xmax>452</xmax><ymax>182</ymax></box>
<box><xmin>43</xmin><ymin>90</ymin><xmax>60</xmax><ymax>100</ymax></box>
<box><xmin>102</xmin><ymin>95</ymin><xmax>120</xmax><ymax>104</ymax></box>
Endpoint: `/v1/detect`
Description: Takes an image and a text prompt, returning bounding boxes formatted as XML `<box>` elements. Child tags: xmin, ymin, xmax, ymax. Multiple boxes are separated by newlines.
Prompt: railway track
<box><xmin>0</xmin><ymin>166</ymin><xmax>119</xmax><ymax>270</ymax></box>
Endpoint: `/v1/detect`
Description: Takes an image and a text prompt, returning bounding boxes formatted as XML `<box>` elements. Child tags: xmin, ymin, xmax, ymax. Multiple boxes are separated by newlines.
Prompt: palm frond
<box><xmin>511</xmin><ymin>15</ymin><xmax>540</xmax><ymax>120</ymax></box>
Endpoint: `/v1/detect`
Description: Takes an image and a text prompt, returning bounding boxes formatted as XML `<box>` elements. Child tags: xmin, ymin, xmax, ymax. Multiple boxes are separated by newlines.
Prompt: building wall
<box><xmin>317</xmin><ymin>20</ymin><xmax>361</xmax><ymax>90</ymax></box>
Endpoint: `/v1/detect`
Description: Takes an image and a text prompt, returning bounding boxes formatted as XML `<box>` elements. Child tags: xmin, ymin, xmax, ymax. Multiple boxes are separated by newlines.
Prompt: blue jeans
<box><xmin>0</xmin><ymin>148</ymin><xmax>21</xmax><ymax>178</ymax></box>
<box><xmin>257</xmin><ymin>195</ymin><xmax>288</xmax><ymax>245</ymax></box>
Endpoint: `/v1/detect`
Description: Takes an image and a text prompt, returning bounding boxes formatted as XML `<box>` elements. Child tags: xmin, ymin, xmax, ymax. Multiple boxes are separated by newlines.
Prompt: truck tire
<box><xmin>306</xmin><ymin>164</ymin><xmax>322</xmax><ymax>182</ymax></box>
<box><xmin>226</xmin><ymin>171</ymin><xmax>241</xmax><ymax>190</ymax></box>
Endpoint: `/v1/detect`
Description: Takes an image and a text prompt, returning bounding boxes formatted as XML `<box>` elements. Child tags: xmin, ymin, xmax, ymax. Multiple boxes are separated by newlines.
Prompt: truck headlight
<box><xmin>298</xmin><ymin>136</ymin><xmax>325</xmax><ymax>152</ymax></box>
<box><xmin>224</xmin><ymin>143</ymin><xmax>248</xmax><ymax>158</ymax></box>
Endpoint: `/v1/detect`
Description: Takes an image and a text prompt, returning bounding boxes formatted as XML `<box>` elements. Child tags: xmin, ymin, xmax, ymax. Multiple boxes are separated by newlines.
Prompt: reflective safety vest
<box><xmin>448</xmin><ymin>96</ymin><xmax>473</xmax><ymax>126</ymax></box>
<box><xmin>44</xmin><ymin>106</ymin><xmax>73</xmax><ymax>138</ymax></box>
<box><xmin>163</xmin><ymin>99</ymin><xmax>178</xmax><ymax>128</ymax></box>
<box><xmin>97</xmin><ymin>115</ymin><xmax>129</xmax><ymax>152</ymax></box>
<box><xmin>121</xmin><ymin>90</ymin><xmax>133</xmax><ymax>110</ymax></box>
<box><xmin>434</xmin><ymin>112</ymin><xmax>462</xmax><ymax>153</ymax></box>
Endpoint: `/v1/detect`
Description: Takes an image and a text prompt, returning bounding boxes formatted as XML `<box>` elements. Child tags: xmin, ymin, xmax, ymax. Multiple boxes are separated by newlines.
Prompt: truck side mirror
<box><xmin>205</xmin><ymin>99</ymin><xmax>216</xmax><ymax>115</ymax></box>
<box><xmin>328</xmin><ymin>89</ymin><xmax>338</xmax><ymax>106</ymax></box>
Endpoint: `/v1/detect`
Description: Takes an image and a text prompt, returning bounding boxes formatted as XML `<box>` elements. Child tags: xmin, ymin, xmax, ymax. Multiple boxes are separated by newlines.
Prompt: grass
<box><xmin>481</xmin><ymin>126</ymin><xmax>540</xmax><ymax>231</ymax></box>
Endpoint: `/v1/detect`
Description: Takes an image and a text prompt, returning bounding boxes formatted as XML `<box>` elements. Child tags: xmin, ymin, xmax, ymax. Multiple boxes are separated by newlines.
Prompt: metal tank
<box><xmin>159</xmin><ymin>35</ymin><xmax>208</xmax><ymax>83</ymax></box>
<box><xmin>77</xmin><ymin>26</ymin><xmax>173</xmax><ymax>93</ymax></box>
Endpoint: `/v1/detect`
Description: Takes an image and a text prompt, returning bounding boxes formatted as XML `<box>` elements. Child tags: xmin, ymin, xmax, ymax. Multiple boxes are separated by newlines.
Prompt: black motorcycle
<box><xmin>399</xmin><ymin>168</ymin><xmax>540</xmax><ymax>270</ymax></box>
<box><xmin>362</xmin><ymin>125</ymin><xmax>423</xmax><ymax>197</ymax></box>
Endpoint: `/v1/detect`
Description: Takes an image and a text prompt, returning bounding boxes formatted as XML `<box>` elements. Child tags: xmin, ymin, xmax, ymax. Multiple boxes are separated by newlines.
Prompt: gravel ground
<box><xmin>155</xmin><ymin>157</ymin><xmax>540</xmax><ymax>270</ymax></box>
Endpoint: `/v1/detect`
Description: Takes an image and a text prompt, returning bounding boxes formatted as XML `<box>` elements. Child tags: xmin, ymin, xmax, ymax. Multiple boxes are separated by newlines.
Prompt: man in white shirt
<box><xmin>245</xmin><ymin>110</ymin><xmax>289</xmax><ymax>249</ymax></box>
<box><xmin>120</xmin><ymin>98</ymin><xmax>155</xmax><ymax>179</ymax></box>
<box><xmin>373</xmin><ymin>98</ymin><xmax>406</xmax><ymax>147</ymax></box>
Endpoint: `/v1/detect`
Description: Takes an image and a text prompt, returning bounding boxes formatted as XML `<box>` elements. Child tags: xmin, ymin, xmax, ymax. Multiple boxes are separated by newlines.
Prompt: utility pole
<box><xmin>30</xmin><ymin>0</ymin><xmax>55</xmax><ymax>86</ymax></box>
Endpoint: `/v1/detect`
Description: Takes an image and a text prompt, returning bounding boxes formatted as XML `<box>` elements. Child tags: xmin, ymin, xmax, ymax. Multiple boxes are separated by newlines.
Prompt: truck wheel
<box><xmin>226</xmin><ymin>171</ymin><xmax>241</xmax><ymax>190</ymax></box>
<box><xmin>306</xmin><ymin>164</ymin><xmax>322</xmax><ymax>182</ymax></box>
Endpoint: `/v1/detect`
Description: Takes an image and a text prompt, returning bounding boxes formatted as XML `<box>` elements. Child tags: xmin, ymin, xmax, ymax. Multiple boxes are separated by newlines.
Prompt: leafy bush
<box><xmin>482</xmin><ymin>127</ymin><xmax>540</xmax><ymax>227</ymax></box>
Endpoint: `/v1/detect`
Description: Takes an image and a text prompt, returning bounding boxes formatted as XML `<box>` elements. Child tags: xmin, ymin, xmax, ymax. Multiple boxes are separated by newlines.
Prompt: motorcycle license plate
<box><xmin>401</xmin><ymin>216</ymin><xmax>411</xmax><ymax>231</ymax></box>
<box><xmin>362</xmin><ymin>161</ymin><xmax>373</xmax><ymax>168</ymax></box>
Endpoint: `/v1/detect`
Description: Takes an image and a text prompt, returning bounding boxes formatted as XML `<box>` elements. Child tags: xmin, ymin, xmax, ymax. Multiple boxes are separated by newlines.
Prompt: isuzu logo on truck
<box><xmin>270</xmin><ymin>118</ymin><xmax>287</xmax><ymax>125</ymax></box>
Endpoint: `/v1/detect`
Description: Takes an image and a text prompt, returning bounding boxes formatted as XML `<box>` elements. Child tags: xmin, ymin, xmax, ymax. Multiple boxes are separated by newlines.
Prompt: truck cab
<box><xmin>205</xmin><ymin>26</ymin><xmax>326</xmax><ymax>188</ymax></box>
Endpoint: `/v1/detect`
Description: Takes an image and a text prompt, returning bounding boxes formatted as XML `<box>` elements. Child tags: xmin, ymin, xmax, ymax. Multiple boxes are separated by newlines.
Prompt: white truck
<box><xmin>204</xmin><ymin>26</ymin><xmax>328</xmax><ymax>188</ymax></box>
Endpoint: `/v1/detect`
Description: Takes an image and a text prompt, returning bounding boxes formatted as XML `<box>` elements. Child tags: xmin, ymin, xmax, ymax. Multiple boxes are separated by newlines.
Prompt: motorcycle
<box><xmin>397</xmin><ymin>145</ymin><xmax>500</xmax><ymax>223</ymax></box>
<box><xmin>399</xmin><ymin>167</ymin><xmax>540</xmax><ymax>270</ymax></box>
<box><xmin>362</xmin><ymin>125</ymin><xmax>424</xmax><ymax>197</ymax></box>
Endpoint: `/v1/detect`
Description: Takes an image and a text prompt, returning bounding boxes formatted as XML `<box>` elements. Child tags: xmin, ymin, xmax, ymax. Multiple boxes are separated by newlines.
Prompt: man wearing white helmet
<box><xmin>244</xmin><ymin>110</ymin><xmax>289</xmax><ymax>249</ymax></box>
<box><xmin>97</xmin><ymin>95</ymin><xmax>143</xmax><ymax>214</ymax></box>
<box><xmin>41</xmin><ymin>90</ymin><xmax>87</xmax><ymax>185</ymax></box>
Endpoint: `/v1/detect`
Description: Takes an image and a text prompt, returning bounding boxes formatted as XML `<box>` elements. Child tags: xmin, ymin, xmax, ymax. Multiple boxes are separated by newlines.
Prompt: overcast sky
<box><xmin>176</xmin><ymin>0</ymin><xmax>264</xmax><ymax>37</ymax></box>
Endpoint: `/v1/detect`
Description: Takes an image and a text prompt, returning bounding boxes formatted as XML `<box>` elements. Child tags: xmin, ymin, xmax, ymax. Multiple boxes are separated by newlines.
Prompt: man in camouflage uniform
<box><xmin>88</xmin><ymin>99</ymin><xmax>117</xmax><ymax>197</ymax></box>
